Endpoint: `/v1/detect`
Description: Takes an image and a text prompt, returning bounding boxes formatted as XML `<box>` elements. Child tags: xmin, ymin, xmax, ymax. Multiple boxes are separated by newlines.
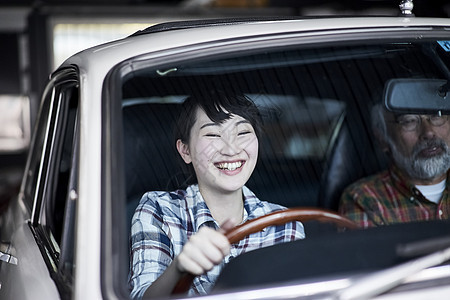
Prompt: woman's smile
<box><xmin>214</xmin><ymin>160</ymin><xmax>246</xmax><ymax>173</ymax></box>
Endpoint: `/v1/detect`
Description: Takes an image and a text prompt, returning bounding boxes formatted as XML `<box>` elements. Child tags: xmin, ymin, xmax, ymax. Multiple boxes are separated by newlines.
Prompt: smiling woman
<box><xmin>128</xmin><ymin>91</ymin><xmax>305</xmax><ymax>299</ymax></box>
<box><xmin>174</xmin><ymin>92</ymin><xmax>262</xmax><ymax>194</ymax></box>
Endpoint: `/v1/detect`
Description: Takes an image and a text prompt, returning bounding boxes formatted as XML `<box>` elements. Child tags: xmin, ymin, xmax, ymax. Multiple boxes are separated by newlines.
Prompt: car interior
<box><xmin>122</xmin><ymin>41</ymin><xmax>449</xmax><ymax>222</ymax></box>
<box><xmin>119</xmin><ymin>39</ymin><xmax>450</xmax><ymax>293</ymax></box>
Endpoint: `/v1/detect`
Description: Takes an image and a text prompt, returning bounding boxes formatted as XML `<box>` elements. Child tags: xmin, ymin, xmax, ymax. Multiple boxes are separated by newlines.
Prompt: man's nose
<box><xmin>419</xmin><ymin>117</ymin><xmax>437</xmax><ymax>140</ymax></box>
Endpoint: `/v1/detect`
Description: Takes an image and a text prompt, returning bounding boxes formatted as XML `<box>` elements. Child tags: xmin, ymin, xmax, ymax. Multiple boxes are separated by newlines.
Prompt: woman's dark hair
<box><xmin>175</xmin><ymin>90</ymin><xmax>263</xmax><ymax>144</ymax></box>
<box><xmin>173</xmin><ymin>90</ymin><xmax>263</xmax><ymax>186</ymax></box>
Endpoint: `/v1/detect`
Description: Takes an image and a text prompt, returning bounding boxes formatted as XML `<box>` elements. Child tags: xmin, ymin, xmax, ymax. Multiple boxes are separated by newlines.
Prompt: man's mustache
<box><xmin>412</xmin><ymin>138</ymin><xmax>448</xmax><ymax>158</ymax></box>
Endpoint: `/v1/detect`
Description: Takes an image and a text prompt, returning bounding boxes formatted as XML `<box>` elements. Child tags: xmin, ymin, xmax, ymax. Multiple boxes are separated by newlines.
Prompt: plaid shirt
<box><xmin>339</xmin><ymin>165</ymin><xmax>450</xmax><ymax>228</ymax></box>
<box><xmin>129</xmin><ymin>184</ymin><xmax>305</xmax><ymax>299</ymax></box>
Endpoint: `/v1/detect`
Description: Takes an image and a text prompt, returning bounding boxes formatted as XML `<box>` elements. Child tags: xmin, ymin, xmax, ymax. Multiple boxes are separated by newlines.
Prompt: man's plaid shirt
<box><xmin>339</xmin><ymin>165</ymin><xmax>450</xmax><ymax>228</ymax></box>
<box><xmin>129</xmin><ymin>184</ymin><xmax>305</xmax><ymax>299</ymax></box>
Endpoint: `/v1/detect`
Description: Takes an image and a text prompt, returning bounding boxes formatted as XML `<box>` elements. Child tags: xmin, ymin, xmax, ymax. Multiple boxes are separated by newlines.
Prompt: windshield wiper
<box><xmin>397</xmin><ymin>236</ymin><xmax>450</xmax><ymax>258</ymax></box>
<box><xmin>335</xmin><ymin>242</ymin><xmax>450</xmax><ymax>300</ymax></box>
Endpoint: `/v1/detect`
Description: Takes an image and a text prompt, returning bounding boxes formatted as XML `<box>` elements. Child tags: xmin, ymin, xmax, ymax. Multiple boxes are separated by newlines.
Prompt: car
<box><xmin>1</xmin><ymin>2</ymin><xmax>450</xmax><ymax>299</ymax></box>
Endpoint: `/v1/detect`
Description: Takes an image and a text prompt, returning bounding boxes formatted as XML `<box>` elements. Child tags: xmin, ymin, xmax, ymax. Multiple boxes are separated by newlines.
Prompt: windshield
<box><xmin>122</xmin><ymin>40</ymin><xmax>450</xmax><ymax>207</ymax></box>
<box><xmin>118</xmin><ymin>38</ymin><xmax>450</xmax><ymax>298</ymax></box>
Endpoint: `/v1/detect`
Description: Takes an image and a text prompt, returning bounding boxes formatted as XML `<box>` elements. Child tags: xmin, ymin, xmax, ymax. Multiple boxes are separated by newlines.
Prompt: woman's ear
<box><xmin>176</xmin><ymin>139</ymin><xmax>192</xmax><ymax>164</ymax></box>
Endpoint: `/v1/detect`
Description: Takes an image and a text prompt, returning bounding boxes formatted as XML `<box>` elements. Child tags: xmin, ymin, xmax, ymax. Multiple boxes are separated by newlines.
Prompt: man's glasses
<box><xmin>394</xmin><ymin>114</ymin><xmax>449</xmax><ymax>131</ymax></box>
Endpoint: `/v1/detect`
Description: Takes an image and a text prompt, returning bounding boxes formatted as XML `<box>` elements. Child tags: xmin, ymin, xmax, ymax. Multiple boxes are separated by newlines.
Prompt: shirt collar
<box><xmin>389</xmin><ymin>164</ymin><xmax>450</xmax><ymax>201</ymax></box>
<box><xmin>186</xmin><ymin>185</ymin><xmax>217</xmax><ymax>232</ymax></box>
<box><xmin>186</xmin><ymin>184</ymin><xmax>265</xmax><ymax>231</ymax></box>
<box><xmin>242</xmin><ymin>186</ymin><xmax>265</xmax><ymax>222</ymax></box>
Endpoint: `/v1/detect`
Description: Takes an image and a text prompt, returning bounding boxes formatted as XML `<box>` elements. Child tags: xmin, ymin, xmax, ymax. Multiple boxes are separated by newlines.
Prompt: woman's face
<box><xmin>177</xmin><ymin>107</ymin><xmax>259</xmax><ymax>194</ymax></box>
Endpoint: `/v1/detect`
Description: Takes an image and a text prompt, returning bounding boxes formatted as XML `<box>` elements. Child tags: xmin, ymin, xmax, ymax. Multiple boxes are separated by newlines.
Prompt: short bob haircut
<box><xmin>174</xmin><ymin>90</ymin><xmax>263</xmax><ymax>185</ymax></box>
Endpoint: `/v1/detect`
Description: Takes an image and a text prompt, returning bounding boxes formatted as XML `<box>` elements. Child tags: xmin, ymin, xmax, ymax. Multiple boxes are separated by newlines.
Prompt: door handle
<box><xmin>0</xmin><ymin>243</ymin><xmax>17</xmax><ymax>265</ymax></box>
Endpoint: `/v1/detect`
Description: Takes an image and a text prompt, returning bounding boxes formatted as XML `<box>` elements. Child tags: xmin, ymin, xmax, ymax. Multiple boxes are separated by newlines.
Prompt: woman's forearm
<box><xmin>143</xmin><ymin>257</ymin><xmax>184</xmax><ymax>298</ymax></box>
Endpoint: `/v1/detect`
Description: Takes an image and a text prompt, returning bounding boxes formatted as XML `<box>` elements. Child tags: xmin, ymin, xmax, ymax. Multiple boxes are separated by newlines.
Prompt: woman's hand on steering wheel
<box><xmin>172</xmin><ymin>207</ymin><xmax>358</xmax><ymax>294</ymax></box>
<box><xmin>175</xmin><ymin>220</ymin><xmax>235</xmax><ymax>276</ymax></box>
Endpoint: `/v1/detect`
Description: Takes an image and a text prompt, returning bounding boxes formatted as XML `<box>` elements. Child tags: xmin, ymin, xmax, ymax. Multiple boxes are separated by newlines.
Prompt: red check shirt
<box><xmin>339</xmin><ymin>166</ymin><xmax>450</xmax><ymax>228</ymax></box>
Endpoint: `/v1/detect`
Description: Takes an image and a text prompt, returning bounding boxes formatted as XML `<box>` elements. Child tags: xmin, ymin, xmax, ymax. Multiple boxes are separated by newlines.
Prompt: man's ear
<box><xmin>176</xmin><ymin>139</ymin><xmax>192</xmax><ymax>164</ymax></box>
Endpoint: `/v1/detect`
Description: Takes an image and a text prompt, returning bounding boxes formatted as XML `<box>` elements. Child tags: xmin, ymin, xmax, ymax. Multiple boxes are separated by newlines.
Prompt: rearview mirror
<box><xmin>384</xmin><ymin>78</ymin><xmax>450</xmax><ymax>114</ymax></box>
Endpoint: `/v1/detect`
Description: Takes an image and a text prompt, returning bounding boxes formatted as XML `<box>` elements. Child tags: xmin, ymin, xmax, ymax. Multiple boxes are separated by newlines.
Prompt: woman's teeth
<box><xmin>216</xmin><ymin>161</ymin><xmax>242</xmax><ymax>171</ymax></box>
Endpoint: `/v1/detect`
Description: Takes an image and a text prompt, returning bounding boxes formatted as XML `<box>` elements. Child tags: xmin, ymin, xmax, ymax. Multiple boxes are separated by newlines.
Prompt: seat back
<box><xmin>318</xmin><ymin>108</ymin><xmax>388</xmax><ymax>211</ymax></box>
<box><xmin>122</xmin><ymin>102</ymin><xmax>189</xmax><ymax>225</ymax></box>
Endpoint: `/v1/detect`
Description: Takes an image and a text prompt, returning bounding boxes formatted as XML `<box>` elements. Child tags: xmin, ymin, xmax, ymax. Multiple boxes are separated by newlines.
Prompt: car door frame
<box><xmin>0</xmin><ymin>66</ymin><xmax>80</xmax><ymax>300</ymax></box>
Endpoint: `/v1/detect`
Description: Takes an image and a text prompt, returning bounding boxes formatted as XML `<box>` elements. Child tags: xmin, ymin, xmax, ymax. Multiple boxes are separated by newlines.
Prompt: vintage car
<box><xmin>1</xmin><ymin>2</ymin><xmax>450</xmax><ymax>299</ymax></box>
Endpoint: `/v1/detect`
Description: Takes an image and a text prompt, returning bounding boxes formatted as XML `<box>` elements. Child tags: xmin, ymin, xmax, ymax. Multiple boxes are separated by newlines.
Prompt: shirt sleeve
<box><xmin>129</xmin><ymin>192</ymin><xmax>174</xmax><ymax>300</ymax></box>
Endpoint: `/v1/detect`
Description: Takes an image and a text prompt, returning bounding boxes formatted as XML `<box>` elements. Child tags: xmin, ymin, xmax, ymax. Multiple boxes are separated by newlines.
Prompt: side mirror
<box><xmin>0</xmin><ymin>95</ymin><xmax>31</xmax><ymax>153</ymax></box>
<box><xmin>384</xmin><ymin>78</ymin><xmax>450</xmax><ymax>114</ymax></box>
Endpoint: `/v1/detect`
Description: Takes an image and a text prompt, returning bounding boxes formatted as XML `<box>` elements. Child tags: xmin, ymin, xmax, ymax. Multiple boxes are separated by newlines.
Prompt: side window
<box><xmin>23</xmin><ymin>87</ymin><xmax>53</xmax><ymax>210</ymax></box>
<box><xmin>29</xmin><ymin>69</ymin><xmax>79</xmax><ymax>296</ymax></box>
<box><xmin>43</xmin><ymin>86</ymin><xmax>78</xmax><ymax>244</ymax></box>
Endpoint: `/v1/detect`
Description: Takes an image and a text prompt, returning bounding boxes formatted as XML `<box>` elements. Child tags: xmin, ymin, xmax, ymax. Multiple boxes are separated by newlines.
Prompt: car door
<box><xmin>0</xmin><ymin>66</ymin><xmax>79</xmax><ymax>300</ymax></box>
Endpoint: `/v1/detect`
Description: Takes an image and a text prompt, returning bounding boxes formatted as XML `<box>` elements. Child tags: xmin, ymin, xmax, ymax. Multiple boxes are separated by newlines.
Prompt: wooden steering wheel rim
<box><xmin>172</xmin><ymin>208</ymin><xmax>358</xmax><ymax>294</ymax></box>
<box><xmin>225</xmin><ymin>207</ymin><xmax>358</xmax><ymax>244</ymax></box>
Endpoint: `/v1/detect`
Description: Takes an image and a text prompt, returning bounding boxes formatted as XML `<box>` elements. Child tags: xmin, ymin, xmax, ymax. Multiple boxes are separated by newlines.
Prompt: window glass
<box><xmin>43</xmin><ymin>86</ymin><xmax>78</xmax><ymax>244</ymax></box>
<box><xmin>121</xmin><ymin>41</ymin><xmax>449</xmax><ymax>212</ymax></box>
<box><xmin>30</xmin><ymin>72</ymin><xmax>79</xmax><ymax>294</ymax></box>
<box><xmin>24</xmin><ymin>87</ymin><xmax>53</xmax><ymax>210</ymax></box>
<box><xmin>118</xmin><ymin>37</ymin><xmax>450</xmax><ymax>298</ymax></box>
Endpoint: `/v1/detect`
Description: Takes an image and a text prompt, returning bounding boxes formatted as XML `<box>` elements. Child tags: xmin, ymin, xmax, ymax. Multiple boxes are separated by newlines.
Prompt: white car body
<box><xmin>2</xmin><ymin>16</ymin><xmax>450</xmax><ymax>300</ymax></box>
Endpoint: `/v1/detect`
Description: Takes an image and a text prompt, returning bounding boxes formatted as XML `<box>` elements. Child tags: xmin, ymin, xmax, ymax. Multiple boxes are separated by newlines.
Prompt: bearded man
<box><xmin>338</xmin><ymin>103</ymin><xmax>450</xmax><ymax>228</ymax></box>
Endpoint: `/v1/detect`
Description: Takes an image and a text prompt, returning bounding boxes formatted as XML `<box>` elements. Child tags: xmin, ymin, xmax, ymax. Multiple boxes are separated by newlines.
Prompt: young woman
<box><xmin>129</xmin><ymin>91</ymin><xmax>305</xmax><ymax>299</ymax></box>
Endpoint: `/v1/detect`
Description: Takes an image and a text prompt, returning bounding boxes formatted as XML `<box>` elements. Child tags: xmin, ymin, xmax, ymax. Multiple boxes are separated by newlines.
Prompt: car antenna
<box><xmin>399</xmin><ymin>0</ymin><xmax>414</xmax><ymax>16</ymax></box>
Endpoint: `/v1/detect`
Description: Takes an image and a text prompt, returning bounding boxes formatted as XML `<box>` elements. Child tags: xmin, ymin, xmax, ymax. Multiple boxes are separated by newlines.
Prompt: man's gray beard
<box><xmin>389</xmin><ymin>138</ymin><xmax>450</xmax><ymax>181</ymax></box>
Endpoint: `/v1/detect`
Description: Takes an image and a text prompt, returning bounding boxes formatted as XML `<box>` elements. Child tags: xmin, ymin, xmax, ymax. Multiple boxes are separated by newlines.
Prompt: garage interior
<box><xmin>0</xmin><ymin>0</ymin><xmax>449</xmax><ymax>212</ymax></box>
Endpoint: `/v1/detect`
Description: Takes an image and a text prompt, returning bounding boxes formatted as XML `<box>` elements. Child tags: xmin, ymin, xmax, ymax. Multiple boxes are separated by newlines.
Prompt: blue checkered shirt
<box><xmin>129</xmin><ymin>184</ymin><xmax>305</xmax><ymax>299</ymax></box>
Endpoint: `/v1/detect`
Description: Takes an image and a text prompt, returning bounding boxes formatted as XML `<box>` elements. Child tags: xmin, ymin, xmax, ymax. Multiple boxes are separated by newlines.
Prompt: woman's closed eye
<box><xmin>236</xmin><ymin>122</ymin><xmax>254</xmax><ymax>136</ymax></box>
<box><xmin>238</xmin><ymin>130</ymin><xmax>252</xmax><ymax>136</ymax></box>
<box><xmin>204</xmin><ymin>132</ymin><xmax>221</xmax><ymax>138</ymax></box>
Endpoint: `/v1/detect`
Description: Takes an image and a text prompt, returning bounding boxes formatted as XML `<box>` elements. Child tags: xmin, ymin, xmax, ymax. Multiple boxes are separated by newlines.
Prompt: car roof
<box><xmin>128</xmin><ymin>15</ymin><xmax>449</xmax><ymax>36</ymax></box>
<box><xmin>59</xmin><ymin>16</ymin><xmax>450</xmax><ymax>82</ymax></box>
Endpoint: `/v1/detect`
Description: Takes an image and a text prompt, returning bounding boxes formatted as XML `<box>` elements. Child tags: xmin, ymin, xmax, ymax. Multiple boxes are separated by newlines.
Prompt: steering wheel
<box><xmin>172</xmin><ymin>207</ymin><xmax>358</xmax><ymax>294</ymax></box>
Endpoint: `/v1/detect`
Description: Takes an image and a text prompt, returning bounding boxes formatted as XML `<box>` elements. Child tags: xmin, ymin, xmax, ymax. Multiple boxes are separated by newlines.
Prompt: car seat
<box><xmin>318</xmin><ymin>106</ymin><xmax>388</xmax><ymax>211</ymax></box>
<box><xmin>122</xmin><ymin>102</ymin><xmax>189</xmax><ymax>231</ymax></box>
